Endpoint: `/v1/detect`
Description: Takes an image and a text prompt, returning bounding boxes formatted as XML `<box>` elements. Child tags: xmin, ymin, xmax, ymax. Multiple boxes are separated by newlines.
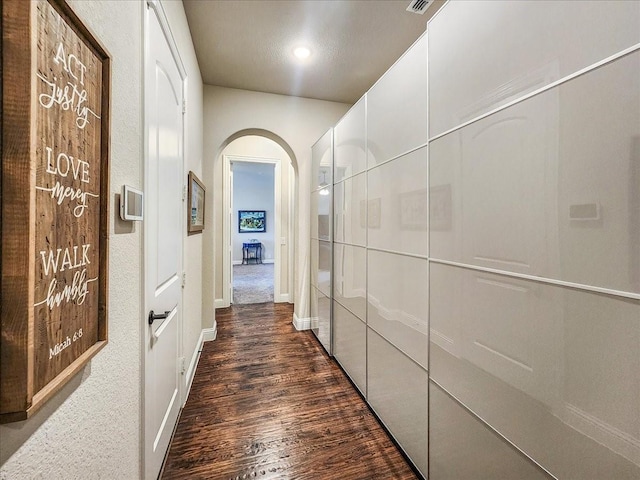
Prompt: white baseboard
<box><xmin>562</xmin><ymin>402</ymin><xmax>640</xmax><ymax>465</ymax></box>
<box><xmin>214</xmin><ymin>298</ymin><xmax>229</xmax><ymax>309</ymax></box>
<box><xmin>232</xmin><ymin>259</ymin><xmax>275</xmax><ymax>265</ymax></box>
<box><xmin>293</xmin><ymin>312</ymin><xmax>311</xmax><ymax>330</ymax></box>
<box><xmin>275</xmin><ymin>293</ymin><xmax>290</xmax><ymax>303</ymax></box>
<box><xmin>202</xmin><ymin>321</ymin><xmax>217</xmax><ymax>342</ymax></box>
<box><xmin>184</xmin><ymin>322</ymin><xmax>218</xmax><ymax>405</ymax></box>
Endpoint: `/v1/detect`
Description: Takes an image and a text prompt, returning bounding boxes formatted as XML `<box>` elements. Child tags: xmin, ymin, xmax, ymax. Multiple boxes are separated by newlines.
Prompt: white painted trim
<box><xmin>214</xmin><ymin>298</ymin><xmax>229</xmax><ymax>309</ymax></box>
<box><xmin>146</xmin><ymin>0</ymin><xmax>187</xmax><ymax>78</ymax></box>
<box><xmin>222</xmin><ymin>157</ymin><xmax>232</xmax><ymax>307</ymax></box>
<box><xmin>184</xmin><ymin>332</ymin><xmax>203</xmax><ymax>400</ymax></box>
<box><xmin>275</xmin><ymin>293</ymin><xmax>290</xmax><ymax>303</ymax></box>
<box><xmin>224</xmin><ymin>154</ymin><xmax>291</xmax><ymax>308</ymax></box>
<box><xmin>202</xmin><ymin>322</ymin><xmax>218</xmax><ymax>342</ymax></box>
<box><xmin>274</xmin><ymin>160</ymin><xmax>283</xmax><ymax>302</ymax></box>
<box><xmin>561</xmin><ymin>403</ymin><xmax>640</xmax><ymax>466</ymax></box>
<box><xmin>183</xmin><ymin>323</ymin><xmax>218</xmax><ymax>406</ymax></box>
<box><xmin>293</xmin><ymin>312</ymin><xmax>311</xmax><ymax>330</ymax></box>
<box><xmin>287</xmin><ymin>163</ymin><xmax>295</xmax><ymax>303</ymax></box>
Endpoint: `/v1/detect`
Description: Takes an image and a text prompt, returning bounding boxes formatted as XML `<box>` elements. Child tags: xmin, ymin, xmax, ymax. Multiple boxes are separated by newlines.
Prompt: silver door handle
<box><xmin>148</xmin><ymin>310</ymin><xmax>170</xmax><ymax>325</ymax></box>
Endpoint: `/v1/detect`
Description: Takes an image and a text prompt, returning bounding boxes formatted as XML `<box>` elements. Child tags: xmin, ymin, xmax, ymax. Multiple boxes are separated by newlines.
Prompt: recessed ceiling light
<box><xmin>293</xmin><ymin>46</ymin><xmax>311</xmax><ymax>59</ymax></box>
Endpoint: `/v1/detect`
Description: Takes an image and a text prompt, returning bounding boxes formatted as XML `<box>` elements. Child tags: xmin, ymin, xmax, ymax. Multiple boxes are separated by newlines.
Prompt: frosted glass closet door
<box><xmin>333</xmin><ymin>98</ymin><xmax>367</xmax><ymax>391</ymax></box>
<box><xmin>428</xmin><ymin>1</ymin><xmax>640</xmax><ymax>479</ymax></box>
<box><xmin>334</xmin><ymin>98</ymin><xmax>366</xmax><ymax>183</ymax></box>
<box><xmin>366</xmin><ymin>31</ymin><xmax>429</xmax><ymax>477</ymax></box>
<box><xmin>368</xmin><ymin>33</ymin><xmax>428</xmax><ymax>166</ymax></box>
<box><xmin>311</xmin><ymin>129</ymin><xmax>333</xmax><ymax>354</ymax></box>
<box><xmin>428</xmin><ymin>0</ymin><xmax>640</xmax><ymax>138</ymax></box>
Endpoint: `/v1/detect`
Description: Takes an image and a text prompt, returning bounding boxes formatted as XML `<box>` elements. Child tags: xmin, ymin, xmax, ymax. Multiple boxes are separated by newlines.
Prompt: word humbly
<box><xmin>35</xmin><ymin>269</ymin><xmax>97</xmax><ymax>311</ymax></box>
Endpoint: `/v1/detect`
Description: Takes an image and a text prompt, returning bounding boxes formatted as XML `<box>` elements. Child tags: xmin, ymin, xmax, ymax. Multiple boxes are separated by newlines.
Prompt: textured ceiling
<box><xmin>183</xmin><ymin>0</ymin><xmax>444</xmax><ymax>104</ymax></box>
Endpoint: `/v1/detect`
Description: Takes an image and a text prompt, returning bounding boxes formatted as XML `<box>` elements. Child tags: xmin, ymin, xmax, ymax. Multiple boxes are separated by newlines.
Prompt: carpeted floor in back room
<box><xmin>233</xmin><ymin>263</ymin><xmax>274</xmax><ymax>304</ymax></box>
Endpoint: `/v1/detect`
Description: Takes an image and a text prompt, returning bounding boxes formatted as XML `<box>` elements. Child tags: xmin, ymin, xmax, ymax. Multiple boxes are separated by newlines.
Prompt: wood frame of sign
<box><xmin>1</xmin><ymin>0</ymin><xmax>110</xmax><ymax>423</ymax></box>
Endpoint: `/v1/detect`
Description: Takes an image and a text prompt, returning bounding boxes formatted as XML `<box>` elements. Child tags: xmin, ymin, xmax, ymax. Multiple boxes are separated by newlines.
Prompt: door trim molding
<box><xmin>221</xmin><ymin>154</ymin><xmax>292</xmax><ymax>307</ymax></box>
<box><xmin>184</xmin><ymin>324</ymin><xmax>217</xmax><ymax>402</ymax></box>
<box><xmin>142</xmin><ymin>1</ymin><xmax>187</xmax><ymax>479</ymax></box>
<box><xmin>146</xmin><ymin>0</ymin><xmax>187</xmax><ymax>79</ymax></box>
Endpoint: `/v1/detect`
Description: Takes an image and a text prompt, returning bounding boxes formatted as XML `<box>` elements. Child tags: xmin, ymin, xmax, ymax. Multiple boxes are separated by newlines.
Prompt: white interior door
<box><xmin>144</xmin><ymin>2</ymin><xmax>185</xmax><ymax>479</ymax></box>
<box><xmin>229</xmin><ymin>166</ymin><xmax>234</xmax><ymax>303</ymax></box>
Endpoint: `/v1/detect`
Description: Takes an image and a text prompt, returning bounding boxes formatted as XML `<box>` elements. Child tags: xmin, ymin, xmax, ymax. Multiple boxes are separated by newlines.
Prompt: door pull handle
<box><xmin>148</xmin><ymin>310</ymin><xmax>171</xmax><ymax>325</ymax></box>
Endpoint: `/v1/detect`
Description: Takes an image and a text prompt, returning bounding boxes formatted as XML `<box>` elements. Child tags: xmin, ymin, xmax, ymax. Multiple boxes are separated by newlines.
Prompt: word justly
<box><xmin>37</xmin><ymin>42</ymin><xmax>100</xmax><ymax>129</ymax></box>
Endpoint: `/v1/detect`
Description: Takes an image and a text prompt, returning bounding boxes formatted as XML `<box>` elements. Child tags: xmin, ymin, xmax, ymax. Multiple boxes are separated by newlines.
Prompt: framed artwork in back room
<box><xmin>238</xmin><ymin>210</ymin><xmax>266</xmax><ymax>233</ymax></box>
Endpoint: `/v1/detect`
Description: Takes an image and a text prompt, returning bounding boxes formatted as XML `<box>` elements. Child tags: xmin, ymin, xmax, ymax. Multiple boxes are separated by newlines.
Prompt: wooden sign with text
<box><xmin>1</xmin><ymin>0</ymin><xmax>110</xmax><ymax>423</ymax></box>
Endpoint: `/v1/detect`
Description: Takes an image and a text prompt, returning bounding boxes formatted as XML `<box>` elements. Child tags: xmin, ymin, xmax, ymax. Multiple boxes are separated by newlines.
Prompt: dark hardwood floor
<box><xmin>161</xmin><ymin>302</ymin><xmax>419</xmax><ymax>480</ymax></box>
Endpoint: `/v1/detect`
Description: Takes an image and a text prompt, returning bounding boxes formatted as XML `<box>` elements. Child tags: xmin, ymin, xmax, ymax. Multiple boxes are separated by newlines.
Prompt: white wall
<box><xmin>0</xmin><ymin>1</ymin><xmax>143</xmax><ymax>477</ymax></box>
<box><xmin>232</xmin><ymin>164</ymin><xmax>275</xmax><ymax>263</ymax></box>
<box><xmin>203</xmin><ymin>86</ymin><xmax>351</xmax><ymax>322</ymax></box>
<box><xmin>0</xmin><ymin>1</ymin><xmax>205</xmax><ymax>478</ymax></box>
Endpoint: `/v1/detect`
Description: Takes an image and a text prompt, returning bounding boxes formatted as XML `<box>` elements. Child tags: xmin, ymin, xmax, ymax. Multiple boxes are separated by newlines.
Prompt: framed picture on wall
<box><xmin>239</xmin><ymin>210</ymin><xmax>266</xmax><ymax>233</ymax></box>
<box><xmin>188</xmin><ymin>171</ymin><xmax>205</xmax><ymax>235</ymax></box>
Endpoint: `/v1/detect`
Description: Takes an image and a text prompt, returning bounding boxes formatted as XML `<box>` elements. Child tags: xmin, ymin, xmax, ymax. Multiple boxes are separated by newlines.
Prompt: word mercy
<box><xmin>36</xmin><ymin>145</ymin><xmax>98</xmax><ymax>218</ymax></box>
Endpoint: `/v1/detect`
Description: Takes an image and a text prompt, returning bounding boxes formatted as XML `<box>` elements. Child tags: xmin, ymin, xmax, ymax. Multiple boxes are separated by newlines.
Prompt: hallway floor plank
<box><xmin>161</xmin><ymin>302</ymin><xmax>419</xmax><ymax>480</ymax></box>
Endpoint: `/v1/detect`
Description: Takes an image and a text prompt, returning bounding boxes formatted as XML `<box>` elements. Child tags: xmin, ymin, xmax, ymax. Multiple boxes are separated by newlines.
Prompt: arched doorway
<box><xmin>215</xmin><ymin>131</ymin><xmax>297</xmax><ymax>308</ymax></box>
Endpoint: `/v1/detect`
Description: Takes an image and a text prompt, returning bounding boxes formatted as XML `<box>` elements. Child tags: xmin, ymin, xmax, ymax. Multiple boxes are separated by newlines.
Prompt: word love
<box><xmin>36</xmin><ymin>146</ymin><xmax>98</xmax><ymax>218</ymax></box>
<box><xmin>37</xmin><ymin>42</ymin><xmax>100</xmax><ymax>129</ymax></box>
<box><xmin>45</xmin><ymin>146</ymin><xmax>90</xmax><ymax>183</ymax></box>
<box><xmin>35</xmin><ymin>268</ymin><xmax>96</xmax><ymax>310</ymax></box>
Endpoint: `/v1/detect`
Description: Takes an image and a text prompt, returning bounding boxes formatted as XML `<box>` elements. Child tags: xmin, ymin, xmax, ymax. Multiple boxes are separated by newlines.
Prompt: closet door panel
<box><xmin>333</xmin><ymin>301</ymin><xmax>366</xmax><ymax>395</ymax></box>
<box><xmin>428</xmin><ymin>0</ymin><xmax>640</xmax><ymax>137</ymax></box>
<box><xmin>334</xmin><ymin>98</ymin><xmax>367</xmax><ymax>183</ymax></box>
<box><xmin>368</xmin><ymin>328</ymin><xmax>428</xmax><ymax>476</ymax></box>
<box><xmin>333</xmin><ymin>243</ymin><xmax>366</xmax><ymax>322</ymax></box>
<box><xmin>368</xmin><ymin>34</ymin><xmax>427</xmax><ymax>166</ymax></box>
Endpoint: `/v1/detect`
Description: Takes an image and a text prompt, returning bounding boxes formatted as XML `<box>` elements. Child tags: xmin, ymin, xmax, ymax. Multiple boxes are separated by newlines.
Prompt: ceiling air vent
<box><xmin>406</xmin><ymin>0</ymin><xmax>433</xmax><ymax>15</ymax></box>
